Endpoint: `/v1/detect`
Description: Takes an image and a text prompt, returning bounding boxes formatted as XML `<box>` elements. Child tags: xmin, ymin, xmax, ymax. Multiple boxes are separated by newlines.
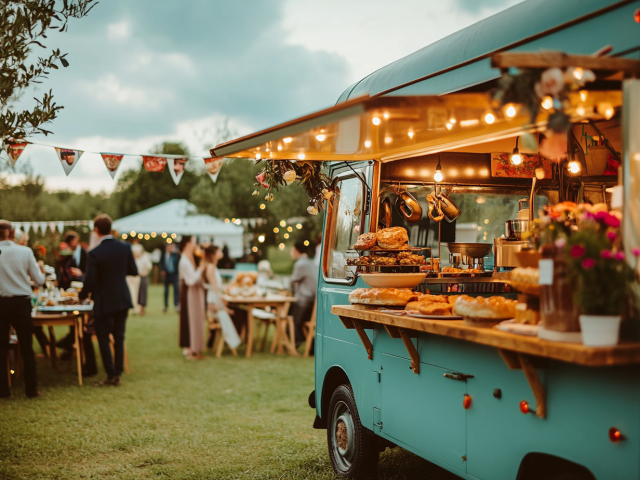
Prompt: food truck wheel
<box><xmin>327</xmin><ymin>385</ymin><xmax>379</xmax><ymax>479</ymax></box>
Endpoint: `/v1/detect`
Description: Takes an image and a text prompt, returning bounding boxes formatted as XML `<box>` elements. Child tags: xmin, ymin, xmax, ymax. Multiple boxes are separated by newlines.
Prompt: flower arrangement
<box><xmin>253</xmin><ymin>159</ymin><xmax>333</xmax><ymax>215</ymax></box>
<box><xmin>492</xmin><ymin>65</ymin><xmax>595</xmax><ymax>160</ymax></box>
<box><xmin>552</xmin><ymin>206</ymin><xmax>636</xmax><ymax>316</ymax></box>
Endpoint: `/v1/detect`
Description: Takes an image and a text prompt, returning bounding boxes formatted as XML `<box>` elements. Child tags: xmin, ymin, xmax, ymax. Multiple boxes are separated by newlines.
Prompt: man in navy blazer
<box><xmin>80</xmin><ymin>214</ymin><xmax>137</xmax><ymax>386</ymax></box>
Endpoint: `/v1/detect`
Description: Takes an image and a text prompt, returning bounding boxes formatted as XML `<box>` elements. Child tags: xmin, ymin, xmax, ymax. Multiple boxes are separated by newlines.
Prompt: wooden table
<box><xmin>223</xmin><ymin>295</ymin><xmax>297</xmax><ymax>358</ymax></box>
<box><xmin>333</xmin><ymin>304</ymin><xmax>640</xmax><ymax>419</ymax></box>
<box><xmin>32</xmin><ymin>313</ymin><xmax>83</xmax><ymax>386</ymax></box>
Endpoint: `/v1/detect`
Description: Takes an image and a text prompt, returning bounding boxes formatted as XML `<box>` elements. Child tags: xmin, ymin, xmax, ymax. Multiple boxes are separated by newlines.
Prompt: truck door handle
<box><xmin>444</xmin><ymin>372</ymin><xmax>474</xmax><ymax>381</ymax></box>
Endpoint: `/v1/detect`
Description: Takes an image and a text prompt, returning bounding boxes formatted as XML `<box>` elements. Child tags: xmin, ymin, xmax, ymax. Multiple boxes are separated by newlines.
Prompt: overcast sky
<box><xmin>9</xmin><ymin>0</ymin><xmax>522</xmax><ymax>193</ymax></box>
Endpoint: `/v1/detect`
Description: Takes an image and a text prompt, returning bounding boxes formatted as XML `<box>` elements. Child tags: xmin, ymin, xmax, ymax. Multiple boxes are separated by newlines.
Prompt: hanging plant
<box><xmin>253</xmin><ymin>159</ymin><xmax>333</xmax><ymax>215</ymax></box>
<box><xmin>492</xmin><ymin>65</ymin><xmax>596</xmax><ymax>160</ymax></box>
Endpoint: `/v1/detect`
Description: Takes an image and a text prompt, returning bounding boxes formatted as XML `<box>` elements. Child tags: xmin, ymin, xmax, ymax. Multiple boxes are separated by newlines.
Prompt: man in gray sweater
<box><xmin>290</xmin><ymin>241</ymin><xmax>318</xmax><ymax>347</ymax></box>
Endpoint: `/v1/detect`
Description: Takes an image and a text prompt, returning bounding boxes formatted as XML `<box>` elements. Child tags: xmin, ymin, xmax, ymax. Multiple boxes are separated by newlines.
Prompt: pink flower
<box><xmin>633</xmin><ymin>247</ymin><xmax>640</xmax><ymax>257</ymax></box>
<box><xmin>582</xmin><ymin>258</ymin><xmax>596</xmax><ymax>269</ymax></box>
<box><xmin>601</xmin><ymin>250</ymin><xmax>612</xmax><ymax>259</ymax></box>
<box><xmin>603</xmin><ymin>214</ymin><xmax>620</xmax><ymax>228</ymax></box>
<box><xmin>595</xmin><ymin>211</ymin><xmax>608</xmax><ymax>221</ymax></box>
<box><xmin>255</xmin><ymin>172</ymin><xmax>269</xmax><ymax>189</ymax></box>
<box><xmin>615</xmin><ymin>252</ymin><xmax>625</xmax><ymax>261</ymax></box>
<box><xmin>539</xmin><ymin>68</ymin><xmax>565</xmax><ymax>97</ymax></box>
<box><xmin>607</xmin><ymin>231</ymin><xmax>617</xmax><ymax>241</ymax></box>
<box><xmin>554</xmin><ymin>238</ymin><xmax>566</xmax><ymax>249</ymax></box>
<box><xmin>570</xmin><ymin>245</ymin><xmax>586</xmax><ymax>258</ymax></box>
<box><xmin>540</xmin><ymin>131</ymin><xmax>567</xmax><ymax>160</ymax></box>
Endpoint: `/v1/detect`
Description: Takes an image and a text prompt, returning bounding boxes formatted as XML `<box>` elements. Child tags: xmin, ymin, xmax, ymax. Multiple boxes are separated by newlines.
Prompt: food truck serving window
<box><xmin>323</xmin><ymin>171</ymin><xmax>366</xmax><ymax>283</ymax></box>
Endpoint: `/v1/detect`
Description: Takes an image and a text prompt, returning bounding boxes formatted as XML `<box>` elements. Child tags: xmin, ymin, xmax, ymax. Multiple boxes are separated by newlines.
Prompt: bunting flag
<box><xmin>167</xmin><ymin>157</ymin><xmax>188</xmax><ymax>185</ymax></box>
<box><xmin>4</xmin><ymin>140</ymin><xmax>29</xmax><ymax>167</ymax></box>
<box><xmin>55</xmin><ymin>148</ymin><xmax>84</xmax><ymax>176</ymax></box>
<box><xmin>39</xmin><ymin>222</ymin><xmax>48</xmax><ymax>234</ymax></box>
<box><xmin>57</xmin><ymin>221</ymin><xmax>65</xmax><ymax>234</ymax></box>
<box><xmin>203</xmin><ymin>156</ymin><xmax>224</xmax><ymax>182</ymax></box>
<box><xmin>142</xmin><ymin>156</ymin><xmax>167</xmax><ymax>172</ymax></box>
<box><xmin>48</xmin><ymin>221</ymin><xmax>57</xmax><ymax>233</ymax></box>
<box><xmin>100</xmin><ymin>153</ymin><xmax>125</xmax><ymax>179</ymax></box>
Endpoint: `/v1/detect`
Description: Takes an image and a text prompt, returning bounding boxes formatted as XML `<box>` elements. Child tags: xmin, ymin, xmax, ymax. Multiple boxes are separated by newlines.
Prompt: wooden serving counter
<box><xmin>333</xmin><ymin>304</ymin><xmax>640</xmax><ymax>418</ymax></box>
<box><xmin>331</xmin><ymin>304</ymin><xmax>640</xmax><ymax>367</ymax></box>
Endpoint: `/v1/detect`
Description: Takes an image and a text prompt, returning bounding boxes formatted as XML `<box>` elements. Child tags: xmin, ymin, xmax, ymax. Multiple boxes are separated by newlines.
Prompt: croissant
<box><xmin>426</xmin><ymin>194</ymin><xmax>444</xmax><ymax>222</ymax></box>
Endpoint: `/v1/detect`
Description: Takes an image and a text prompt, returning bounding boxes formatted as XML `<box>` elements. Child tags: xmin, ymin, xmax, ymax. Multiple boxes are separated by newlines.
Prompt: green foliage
<box><xmin>0</xmin><ymin>0</ymin><xmax>96</xmax><ymax>140</ymax></box>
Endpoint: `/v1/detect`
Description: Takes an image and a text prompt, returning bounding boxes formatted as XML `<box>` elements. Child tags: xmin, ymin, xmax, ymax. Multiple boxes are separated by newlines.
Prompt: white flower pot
<box><xmin>579</xmin><ymin>315</ymin><xmax>622</xmax><ymax>347</ymax></box>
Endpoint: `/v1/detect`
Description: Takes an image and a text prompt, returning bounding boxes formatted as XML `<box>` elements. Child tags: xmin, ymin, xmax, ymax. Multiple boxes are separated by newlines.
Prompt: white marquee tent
<box><xmin>113</xmin><ymin>199</ymin><xmax>244</xmax><ymax>257</ymax></box>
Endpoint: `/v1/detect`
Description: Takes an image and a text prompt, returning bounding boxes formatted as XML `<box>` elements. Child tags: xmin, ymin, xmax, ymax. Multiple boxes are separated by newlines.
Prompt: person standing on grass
<box><xmin>80</xmin><ymin>214</ymin><xmax>138</xmax><ymax>387</ymax></box>
<box><xmin>178</xmin><ymin>236</ymin><xmax>206</xmax><ymax>360</ymax></box>
<box><xmin>290</xmin><ymin>241</ymin><xmax>318</xmax><ymax>348</ymax></box>
<box><xmin>132</xmin><ymin>243</ymin><xmax>152</xmax><ymax>316</ymax></box>
<box><xmin>160</xmin><ymin>243</ymin><xmax>180</xmax><ymax>313</ymax></box>
<box><xmin>0</xmin><ymin>220</ymin><xmax>45</xmax><ymax>399</ymax></box>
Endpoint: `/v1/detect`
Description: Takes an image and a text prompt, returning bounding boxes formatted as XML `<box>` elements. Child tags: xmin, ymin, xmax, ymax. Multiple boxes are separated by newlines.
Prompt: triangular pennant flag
<box><xmin>100</xmin><ymin>153</ymin><xmax>124</xmax><ymax>179</ymax></box>
<box><xmin>3</xmin><ymin>140</ymin><xmax>29</xmax><ymax>167</ymax></box>
<box><xmin>57</xmin><ymin>221</ymin><xmax>65</xmax><ymax>234</ymax></box>
<box><xmin>23</xmin><ymin>223</ymin><xmax>31</xmax><ymax>234</ymax></box>
<box><xmin>167</xmin><ymin>157</ymin><xmax>188</xmax><ymax>185</ymax></box>
<box><xmin>39</xmin><ymin>222</ymin><xmax>48</xmax><ymax>234</ymax></box>
<box><xmin>33</xmin><ymin>223</ymin><xmax>40</xmax><ymax>235</ymax></box>
<box><xmin>203</xmin><ymin>156</ymin><xmax>224</xmax><ymax>182</ymax></box>
<box><xmin>48</xmin><ymin>222</ymin><xmax>57</xmax><ymax>233</ymax></box>
<box><xmin>142</xmin><ymin>156</ymin><xmax>167</xmax><ymax>172</ymax></box>
<box><xmin>55</xmin><ymin>148</ymin><xmax>84</xmax><ymax>176</ymax></box>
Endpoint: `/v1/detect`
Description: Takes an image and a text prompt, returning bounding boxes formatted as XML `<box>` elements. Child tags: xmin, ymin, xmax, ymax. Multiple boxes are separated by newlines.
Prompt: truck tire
<box><xmin>327</xmin><ymin>384</ymin><xmax>379</xmax><ymax>479</ymax></box>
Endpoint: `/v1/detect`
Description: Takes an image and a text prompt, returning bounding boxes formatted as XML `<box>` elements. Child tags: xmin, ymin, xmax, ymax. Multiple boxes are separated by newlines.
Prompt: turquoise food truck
<box><xmin>212</xmin><ymin>1</ymin><xmax>640</xmax><ymax>478</ymax></box>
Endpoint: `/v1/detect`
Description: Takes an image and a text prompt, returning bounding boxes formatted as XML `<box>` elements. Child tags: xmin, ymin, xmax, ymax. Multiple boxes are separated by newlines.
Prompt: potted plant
<box><xmin>565</xmin><ymin>208</ymin><xmax>637</xmax><ymax>346</ymax></box>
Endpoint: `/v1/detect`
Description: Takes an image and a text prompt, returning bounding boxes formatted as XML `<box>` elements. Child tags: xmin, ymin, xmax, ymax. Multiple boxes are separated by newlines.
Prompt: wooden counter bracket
<box><xmin>398</xmin><ymin>328</ymin><xmax>420</xmax><ymax>374</ymax></box>
<box><xmin>339</xmin><ymin>316</ymin><xmax>373</xmax><ymax>360</ymax></box>
<box><xmin>499</xmin><ymin>349</ymin><xmax>546</xmax><ymax>419</ymax></box>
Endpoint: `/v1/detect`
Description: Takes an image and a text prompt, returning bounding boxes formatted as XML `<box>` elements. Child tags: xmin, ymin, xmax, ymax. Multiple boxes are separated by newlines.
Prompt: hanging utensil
<box><xmin>395</xmin><ymin>190</ymin><xmax>423</xmax><ymax>223</ymax></box>
<box><xmin>437</xmin><ymin>190</ymin><xmax>461</xmax><ymax>223</ymax></box>
<box><xmin>379</xmin><ymin>197</ymin><xmax>393</xmax><ymax>229</ymax></box>
<box><xmin>426</xmin><ymin>193</ymin><xmax>444</xmax><ymax>222</ymax></box>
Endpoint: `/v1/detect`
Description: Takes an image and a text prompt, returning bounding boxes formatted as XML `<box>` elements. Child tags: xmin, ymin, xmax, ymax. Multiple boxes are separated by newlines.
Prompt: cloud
<box><xmin>454</xmin><ymin>0</ymin><xmax>516</xmax><ymax>14</ymax></box>
<box><xmin>107</xmin><ymin>20</ymin><xmax>131</xmax><ymax>40</ymax></box>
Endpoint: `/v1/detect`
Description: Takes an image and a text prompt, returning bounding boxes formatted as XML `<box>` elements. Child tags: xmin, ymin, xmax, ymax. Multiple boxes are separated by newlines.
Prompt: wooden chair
<box><xmin>271</xmin><ymin>302</ymin><xmax>297</xmax><ymax>356</ymax></box>
<box><xmin>303</xmin><ymin>300</ymin><xmax>318</xmax><ymax>357</ymax></box>
<box><xmin>252</xmin><ymin>308</ymin><xmax>277</xmax><ymax>353</ymax></box>
<box><xmin>207</xmin><ymin>310</ymin><xmax>238</xmax><ymax>357</ymax></box>
<box><xmin>32</xmin><ymin>314</ymin><xmax>83</xmax><ymax>386</ymax></box>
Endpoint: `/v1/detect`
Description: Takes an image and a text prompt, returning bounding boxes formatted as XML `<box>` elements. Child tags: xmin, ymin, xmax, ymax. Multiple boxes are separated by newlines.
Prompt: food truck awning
<box><xmin>211</xmin><ymin>90</ymin><xmax>622</xmax><ymax>163</ymax></box>
<box><xmin>337</xmin><ymin>0</ymin><xmax>640</xmax><ymax>101</ymax></box>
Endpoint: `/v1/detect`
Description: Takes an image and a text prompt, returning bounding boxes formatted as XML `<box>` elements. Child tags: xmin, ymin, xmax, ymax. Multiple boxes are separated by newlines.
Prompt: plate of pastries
<box><xmin>452</xmin><ymin>295</ymin><xmax>517</xmax><ymax>327</ymax></box>
<box><xmin>402</xmin><ymin>294</ymin><xmax>463</xmax><ymax>319</ymax></box>
<box><xmin>353</xmin><ymin>227</ymin><xmax>410</xmax><ymax>251</ymax></box>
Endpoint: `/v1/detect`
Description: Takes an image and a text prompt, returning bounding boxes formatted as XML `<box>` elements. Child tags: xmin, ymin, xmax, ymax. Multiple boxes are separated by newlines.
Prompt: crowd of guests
<box><xmin>0</xmin><ymin>212</ymin><xmax>319</xmax><ymax>398</ymax></box>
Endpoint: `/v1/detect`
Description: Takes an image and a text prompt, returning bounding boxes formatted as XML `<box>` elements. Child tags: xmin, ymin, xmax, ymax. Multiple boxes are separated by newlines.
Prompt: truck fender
<box><xmin>516</xmin><ymin>452</ymin><xmax>596</xmax><ymax>480</ymax></box>
<box><xmin>314</xmin><ymin>366</ymin><xmax>351</xmax><ymax>430</ymax></box>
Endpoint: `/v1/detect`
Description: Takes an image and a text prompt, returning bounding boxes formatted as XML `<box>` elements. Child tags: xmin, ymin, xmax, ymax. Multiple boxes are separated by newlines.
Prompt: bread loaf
<box><xmin>376</xmin><ymin>227</ymin><xmax>409</xmax><ymax>249</ymax></box>
<box><xmin>349</xmin><ymin>288</ymin><xmax>419</xmax><ymax>306</ymax></box>
<box><xmin>452</xmin><ymin>295</ymin><xmax>516</xmax><ymax>320</ymax></box>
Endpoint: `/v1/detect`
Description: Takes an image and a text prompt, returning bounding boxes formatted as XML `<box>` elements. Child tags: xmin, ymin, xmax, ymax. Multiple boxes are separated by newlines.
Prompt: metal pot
<box><xmin>395</xmin><ymin>190</ymin><xmax>422</xmax><ymax>223</ymax></box>
<box><xmin>505</xmin><ymin>219</ymin><xmax>531</xmax><ymax>240</ymax></box>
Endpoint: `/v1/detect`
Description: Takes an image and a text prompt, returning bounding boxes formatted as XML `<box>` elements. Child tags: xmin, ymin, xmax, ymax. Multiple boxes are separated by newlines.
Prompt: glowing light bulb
<box><xmin>284</xmin><ymin>233</ymin><xmax>289</xmax><ymax>239</ymax></box>
<box><xmin>252</xmin><ymin>247</ymin><xmax>258</xmax><ymax>253</ymax></box>
<box><xmin>446</xmin><ymin>123</ymin><xmax>453</xmax><ymax>130</ymax></box>
<box><xmin>383</xmin><ymin>112</ymin><xmax>389</xmax><ymax>119</ymax></box>
<box><xmin>122</xmin><ymin>234</ymin><xmax>128</xmax><ymax>239</ymax></box>
<box><xmin>296</xmin><ymin>223</ymin><xmax>303</xmax><ymax>229</ymax></box>
<box><xmin>449</xmin><ymin>118</ymin><xmax>456</xmax><ymax>124</ymax></box>
<box><xmin>535</xmin><ymin>167</ymin><xmax>546</xmax><ymax>180</ymax></box>
<box><xmin>541</xmin><ymin>96</ymin><xmax>553</xmax><ymax>110</ymax></box>
<box><xmin>568</xmin><ymin>161</ymin><xmax>581</xmax><ymax>174</ymax></box>
<box><xmin>258</xmin><ymin>235</ymin><xmax>265</xmax><ymax>243</ymax></box>
<box><xmin>576</xmin><ymin>106</ymin><xmax>586</xmax><ymax>116</ymax></box>
<box><xmin>260</xmin><ymin>204</ymin><xmax>266</xmax><ymax>210</ymax></box>
<box><xmin>364</xmin><ymin>140</ymin><xmax>372</xmax><ymax>148</ymax></box>
<box><xmin>283</xmin><ymin>137</ymin><xmax>292</xmax><ymax>143</ymax></box>
<box><xmin>298</xmin><ymin>153</ymin><xmax>305</xmax><ymax>160</ymax></box>
<box><xmin>171</xmin><ymin>233</ymin><xmax>176</xmax><ymax>239</ymax></box>
<box><xmin>434</xmin><ymin>171</ymin><xmax>443</xmax><ymax>182</ymax></box>
<box><xmin>580</xmin><ymin>90</ymin><xmax>588</xmax><ymax>102</ymax></box>
<box><xmin>144</xmin><ymin>234</ymin><xmax>150</xmax><ymax>240</ymax></box>
<box><xmin>511</xmin><ymin>153</ymin><xmax>522</xmax><ymax>165</ymax></box>
<box><xmin>277</xmin><ymin>145</ymin><xmax>282</xmax><ymax>151</ymax></box>
<box><xmin>372</xmin><ymin>117</ymin><xmax>381</xmax><ymax>125</ymax></box>
<box><xmin>167</xmin><ymin>238</ymin><xmax>172</xmax><ymax>244</ymax></box>
<box><xmin>572</xmin><ymin>67</ymin><xmax>584</xmax><ymax>80</ymax></box>
<box><xmin>280</xmin><ymin>220</ymin><xmax>286</xmax><ymax>227</ymax></box>
<box><xmin>255</xmin><ymin>153</ymin><xmax>261</xmax><ymax>160</ymax></box>
<box><xmin>384</xmin><ymin>137</ymin><xmax>392</xmax><ymax>144</ymax></box>
<box><xmin>484</xmin><ymin>113</ymin><xmax>495</xmax><ymax>124</ymax></box>
<box><xmin>304</xmin><ymin>240</ymin><xmax>310</xmax><ymax>246</ymax></box>
<box><xmin>407</xmin><ymin>131</ymin><xmax>414</xmax><ymax>139</ymax></box>
<box><xmin>273</xmin><ymin>227</ymin><xmax>279</xmax><ymax>233</ymax></box>
<box><xmin>278</xmin><ymin>243</ymin><xmax>285</xmax><ymax>250</ymax></box>
<box><xmin>161</xmin><ymin>232</ymin><xmax>167</xmax><ymax>238</ymax></box>
<box><xmin>130</xmin><ymin>231</ymin><xmax>136</xmax><ymax>236</ymax></box>
<box><xmin>137</xmin><ymin>233</ymin><xmax>143</xmax><ymax>239</ymax></box>
<box><xmin>505</xmin><ymin>105</ymin><xmax>516</xmax><ymax>117</ymax></box>
<box><xmin>315</xmin><ymin>134</ymin><xmax>325</xmax><ymax>142</ymax></box>
<box><xmin>151</xmin><ymin>232</ymin><xmax>156</xmax><ymax>238</ymax></box>
<box><xmin>287</xmin><ymin>226</ymin><xmax>293</xmax><ymax>232</ymax></box>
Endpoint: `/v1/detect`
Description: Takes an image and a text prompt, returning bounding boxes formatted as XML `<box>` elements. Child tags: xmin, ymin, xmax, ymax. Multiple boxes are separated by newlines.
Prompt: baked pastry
<box><xmin>370</xmin><ymin>255</ymin><xmax>397</xmax><ymax>266</ymax></box>
<box><xmin>419</xmin><ymin>294</ymin><xmax>449</xmax><ymax>304</ymax></box>
<box><xmin>354</xmin><ymin>233</ymin><xmax>377</xmax><ymax>250</ymax></box>
<box><xmin>418</xmin><ymin>302</ymin><xmax>453</xmax><ymax>316</ymax></box>
<box><xmin>405</xmin><ymin>301</ymin><xmax>422</xmax><ymax>311</ymax></box>
<box><xmin>446</xmin><ymin>295</ymin><xmax>461</xmax><ymax>304</ymax></box>
<box><xmin>510</xmin><ymin>267</ymin><xmax>540</xmax><ymax>295</ymax></box>
<box><xmin>346</xmin><ymin>256</ymin><xmax>371</xmax><ymax>266</ymax></box>
<box><xmin>376</xmin><ymin>227</ymin><xmax>409</xmax><ymax>249</ymax></box>
<box><xmin>452</xmin><ymin>295</ymin><xmax>516</xmax><ymax>320</ymax></box>
<box><xmin>349</xmin><ymin>288</ymin><xmax>420</xmax><ymax>306</ymax></box>
<box><xmin>442</xmin><ymin>267</ymin><xmax>464</xmax><ymax>273</ymax></box>
<box><xmin>397</xmin><ymin>251</ymin><xmax>426</xmax><ymax>265</ymax></box>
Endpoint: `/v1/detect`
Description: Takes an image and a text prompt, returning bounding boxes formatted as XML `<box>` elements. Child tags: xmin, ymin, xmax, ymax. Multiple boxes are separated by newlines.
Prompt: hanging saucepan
<box><xmin>379</xmin><ymin>197</ymin><xmax>393</xmax><ymax>229</ymax></box>
<box><xmin>395</xmin><ymin>190</ymin><xmax>423</xmax><ymax>223</ymax></box>
<box><xmin>437</xmin><ymin>190</ymin><xmax>461</xmax><ymax>223</ymax></box>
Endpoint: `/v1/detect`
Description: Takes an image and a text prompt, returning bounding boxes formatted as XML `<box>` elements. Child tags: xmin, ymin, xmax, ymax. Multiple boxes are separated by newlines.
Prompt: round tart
<box><xmin>354</xmin><ymin>232</ymin><xmax>377</xmax><ymax>250</ymax></box>
<box><xmin>376</xmin><ymin>227</ymin><xmax>409</xmax><ymax>249</ymax></box>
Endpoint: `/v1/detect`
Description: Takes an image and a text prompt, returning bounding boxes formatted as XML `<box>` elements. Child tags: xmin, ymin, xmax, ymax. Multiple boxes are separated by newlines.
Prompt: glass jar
<box><xmin>539</xmin><ymin>245</ymin><xmax>580</xmax><ymax>332</ymax></box>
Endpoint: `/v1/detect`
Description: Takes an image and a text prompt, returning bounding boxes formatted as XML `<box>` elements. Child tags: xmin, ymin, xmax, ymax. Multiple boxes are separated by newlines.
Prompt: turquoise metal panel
<box><xmin>380</xmin><ymin>353</ymin><xmax>467</xmax><ymax>472</ymax></box>
<box><xmin>338</xmin><ymin>0</ymin><xmax>638</xmax><ymax>102</ymax></box>
<box><xmin>373</xmin><ymin>325</ymin><xmax>417</xmax><ymax>361</ymax></box>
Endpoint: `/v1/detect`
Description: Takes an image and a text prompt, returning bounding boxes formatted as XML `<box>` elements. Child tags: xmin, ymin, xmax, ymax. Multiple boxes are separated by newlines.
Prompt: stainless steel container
<box><xmin>494</xmin><ymin>238</ymin><xmax>528</xmax><ymax>268</ymax></box>
<box><xmin>505</xmin><ymin>219</ymin><xmax>531</xmax><ymax>239</ymax></box>
<box><xmin>447</xmin><ymin>243</ymin><xmax>493</xmax><ymax>269</ymax></box>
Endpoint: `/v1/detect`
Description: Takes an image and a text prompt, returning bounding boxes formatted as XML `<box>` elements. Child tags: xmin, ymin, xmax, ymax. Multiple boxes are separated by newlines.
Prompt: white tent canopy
<box><xmin>113</xmin><ymin>200</ymin><xmax>244</xmax><ymax>258</ymax></box>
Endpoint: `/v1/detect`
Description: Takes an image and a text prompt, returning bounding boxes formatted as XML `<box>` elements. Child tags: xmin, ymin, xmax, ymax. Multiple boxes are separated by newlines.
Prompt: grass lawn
<box><xmin>0</xmin><ymin>285</ymin><xmax>456</xmax><ymax>480</ymax></box>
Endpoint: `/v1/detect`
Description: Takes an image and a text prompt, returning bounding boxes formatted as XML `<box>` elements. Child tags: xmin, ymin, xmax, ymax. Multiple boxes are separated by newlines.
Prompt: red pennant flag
<box><xmin>167</xmin><ymin>157</ymin><xmax>188</xmax><ymax>185</ymax></box>
<box><xmin>142</xmin><ymin>155</ymin><xmax>167</xmax><ymax>172</ymax></box>
<box><xmin>4</xmin><ymin>141</ymin><xmax>29</xmax><ymax>167</ymax></box>
<box><xmin>203</xmin><ymin>156</ymin><xmax>224</xmax><ymax>182</ymax></box>
<box><xmin>55</xmin><ymin>148</ymin><xmax>84</xmax><ymax>176</ymax></box>
<box><xmin>100</xmin><ymin>153</ymin><xmax>124</xmax><ymax>179</ymax></box>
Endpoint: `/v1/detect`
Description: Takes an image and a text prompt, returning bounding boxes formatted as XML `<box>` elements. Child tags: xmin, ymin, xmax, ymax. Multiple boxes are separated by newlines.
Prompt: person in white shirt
<box><xmin>0</xmin><ymin>220</ymin><xmax>45</xmax><ymax>399</ymax></box>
